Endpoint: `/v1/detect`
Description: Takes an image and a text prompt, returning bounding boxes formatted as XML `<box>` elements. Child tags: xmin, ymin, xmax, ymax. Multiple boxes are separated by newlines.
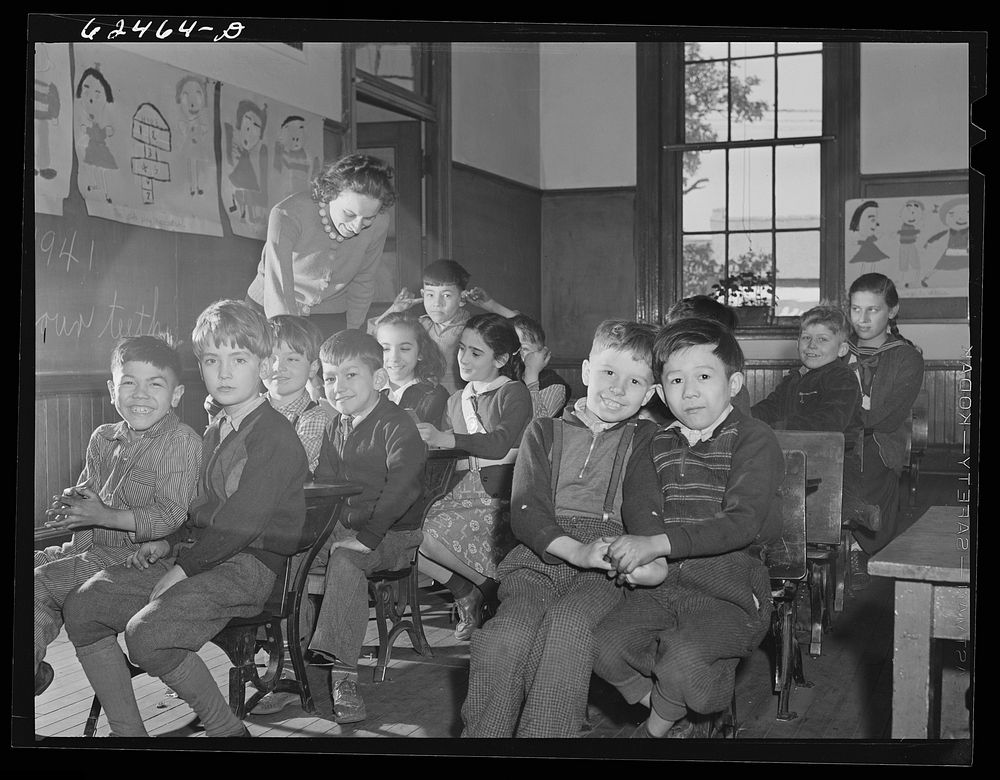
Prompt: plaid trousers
<box><xmin>462</xmin><ymin>515</ymin><xmax>625</xmax><ymax>738</ymax></box>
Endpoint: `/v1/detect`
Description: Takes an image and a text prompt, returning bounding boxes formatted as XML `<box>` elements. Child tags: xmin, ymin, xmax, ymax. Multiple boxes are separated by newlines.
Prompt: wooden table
<box><xmin>868</xmin><ymin>505</ymin><xmax>971</xmax><ymax>739</ymax></box>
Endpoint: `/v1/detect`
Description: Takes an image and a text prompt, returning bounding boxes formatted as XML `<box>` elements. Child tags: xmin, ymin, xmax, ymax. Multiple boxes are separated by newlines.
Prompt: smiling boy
<box><xmin>303</xmin><ymin>329</ymin><xmax>426</xmax><ymax>724</ymax></box>
<box><xmin>62</xmin><ymin>300</ymin><xmax>309</xmax><ymax>737</ymax></box>
<box><xmin>593</xmin><ymin>318</ymin><xmax>783</xmax><ymax>739</ymax></box>
<box><xmin>751</xmin><ymin>305</ymin><xmax>881</xmax><ymax>533</ymax></box>
<box><xmin>34</xmin><ymin>336</ymin><xmax>202</xmax><ymax>697</ymax></box>
<box><xmin>463</xmin><ymin>320</ymin><xmax>668</xmax><ymax>738</ymax></box>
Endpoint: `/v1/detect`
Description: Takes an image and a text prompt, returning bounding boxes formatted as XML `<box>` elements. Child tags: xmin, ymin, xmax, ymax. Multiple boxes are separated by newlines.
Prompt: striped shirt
<box><xmin>268</xmin><ymin>391</ymin><xmax>326</xmax><ymax>473</ymax></box>
<box><xmin>70</xmin><ymin>411</ymin><xmax>203</xmax><ymax>562</ymax></box>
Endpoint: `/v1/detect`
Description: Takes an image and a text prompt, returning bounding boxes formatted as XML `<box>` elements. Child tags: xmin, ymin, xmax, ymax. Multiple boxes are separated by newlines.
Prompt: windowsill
<box><xmin>735</xmin><ymin>323</ymin><xmax>801</xmax><ymax>340</ymax></box>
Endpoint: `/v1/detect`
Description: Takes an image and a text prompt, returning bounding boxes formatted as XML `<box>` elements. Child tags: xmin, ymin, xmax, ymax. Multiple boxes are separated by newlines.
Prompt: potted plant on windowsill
<box><xmin>711</xmin><ymin>271</ymin><xmax>775</xmax><ymax>327</ymax></box>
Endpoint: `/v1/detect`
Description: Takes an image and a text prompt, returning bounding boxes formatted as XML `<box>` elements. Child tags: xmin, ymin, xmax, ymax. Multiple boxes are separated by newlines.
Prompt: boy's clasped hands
<box><xmin>591</xmin><ymin>534</ymin><xmax>667</xmax><ymax>588</ymax></box>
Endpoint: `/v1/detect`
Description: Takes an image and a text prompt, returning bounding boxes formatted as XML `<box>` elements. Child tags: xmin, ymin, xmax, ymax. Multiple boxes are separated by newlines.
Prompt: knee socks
<box><xmin>75</xmin><ymin>636</ymin><xmax>148</xmax><ymax>737</ymax></box>
<box><xmin>160</xmin><ymin>652</ymin><xmax>246</xmax><ymax>737</ymax></box>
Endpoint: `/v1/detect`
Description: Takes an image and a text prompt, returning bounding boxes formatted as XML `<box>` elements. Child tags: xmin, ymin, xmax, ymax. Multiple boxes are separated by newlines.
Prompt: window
<box><xmin>676</xmin><ymin>42</ymin><xmax>827</xmax><ymax>318</ymax></box>
<box><xmin>355</xmin><ymin>44</ymin><xmax>425</xmax><ymax>98</ymax></box>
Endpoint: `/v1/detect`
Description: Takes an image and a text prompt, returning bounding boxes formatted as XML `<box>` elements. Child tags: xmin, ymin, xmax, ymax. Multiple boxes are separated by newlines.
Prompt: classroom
<box><xmin>24</xmin><ymin>22</ymin><xmax>979</xmax><ymax>761</ymax></box>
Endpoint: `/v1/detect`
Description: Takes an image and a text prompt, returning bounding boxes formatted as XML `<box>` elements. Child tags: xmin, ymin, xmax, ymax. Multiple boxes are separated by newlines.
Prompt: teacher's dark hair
<box><xmin>311</xmin><ymin>153</ymin><xmax>396</xmax><ymax>211</ymax></box>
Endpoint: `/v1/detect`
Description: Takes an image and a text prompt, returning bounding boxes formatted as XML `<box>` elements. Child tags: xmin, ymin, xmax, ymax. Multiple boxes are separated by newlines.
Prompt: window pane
<box><xmin>728</xmin><ymin>147</ymin><xmax>773</xmax><ymax>231</ymax></box>
<box><xmin>777</xmin><ymin>53</ymin><xmax>823</xmax><ymax>137</ymax></box>
<box><xmin>355</xmin><ymin>44</ymin><xmax>418</xmax><ymax>92</ymax></box>
<box><xmin>775</xmin><ymin>231</ymin><xmax>820</xmax><ymax>316</ymax></box>
<box><xmin>730</xmin><ymin>58</ymin><xmax>775</xmax><ymax>141</ymax></box>
<box><xmin>778</xmin><ymin>42</ymin><xmax>822</xmax><ymax>54</ymax></box>
<box><xmin>727</xmin><ymin>233</ymin><xmax>774</xmax><ymax>307</ymax></box>
<box><xmin>730</xmin><ymin>42</ymin><xmax>775</xmax><ymax>58</ymax></box>
<box><xmin>775</xmin><ymin>145</ymin><xmax>820</xmax><ymax>229</ymax></box>
<box><xmin>683</xmin><ymin>149</ymin><xmax>726</xmax><ymax>232</ymax></box>
<box><xmin>686</xmin><ymin>42</ymin><xmax>729</xmax><ymax>61</ymax></box>
<box><xmin>682</xmin><ymin>234</ymin><xmax>726</xmax><ymax>298</ymax></box>
<box><xmin>685</xmin><ymin>61</ymin><xmax>729</xmax><ymax>143</ymax></box>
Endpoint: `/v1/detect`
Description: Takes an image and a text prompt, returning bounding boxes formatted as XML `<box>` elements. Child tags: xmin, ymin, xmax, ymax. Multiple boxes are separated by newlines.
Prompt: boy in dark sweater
<box><xmin>594</xmin><ymin>318</ymin><xmax>783</xmax><ymax>738</ymax></box>
<box><xmin>63</xmin><ymin>299</ymin><xmax>309</xmax><ymax>737</ymax></box>
<box><xmin>303</xmin><ymin>330</ymin><xmax>427</xmax><ymax>724</ymax></box>
<box><xmin>462</xmin><ymin>321</ymin><xmax>668</xmax><ymax>738</ymax></box>
<box><xmin>750</xmin><ymin>304</ymin><xmax>881</xmax><ymax>533</ymax></box>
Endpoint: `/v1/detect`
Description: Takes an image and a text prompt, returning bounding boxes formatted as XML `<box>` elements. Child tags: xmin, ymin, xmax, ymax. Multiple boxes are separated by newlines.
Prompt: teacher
<box><xmin>246</xmin><ymin>153</ymin><xmax>396</xmax><ymax>332</ymax></box>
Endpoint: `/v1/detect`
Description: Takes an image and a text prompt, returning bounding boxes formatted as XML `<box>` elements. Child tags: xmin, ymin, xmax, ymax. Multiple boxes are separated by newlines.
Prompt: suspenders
<box><xmin>290</xmin><ymin>398</ymin><xmax>319</xmax><ymax>429</ymax></box>
<box><xmin>548</xmin><ymin>420</ymin><xmax>637</xmax><ymax>520</ymax></box>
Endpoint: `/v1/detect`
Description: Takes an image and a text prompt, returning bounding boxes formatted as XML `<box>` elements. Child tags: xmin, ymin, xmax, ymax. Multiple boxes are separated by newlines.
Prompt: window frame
<box><xmin>635</xmin><ymin>41</ymin><xmax>860</xmax><ymax>336</ymax></box>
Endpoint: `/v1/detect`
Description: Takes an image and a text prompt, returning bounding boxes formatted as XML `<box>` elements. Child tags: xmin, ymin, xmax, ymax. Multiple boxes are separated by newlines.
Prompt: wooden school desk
<box><xmin>868</xmin><ymin>506</ymin><xmax>971</xmax><ymax>739</ymax></box>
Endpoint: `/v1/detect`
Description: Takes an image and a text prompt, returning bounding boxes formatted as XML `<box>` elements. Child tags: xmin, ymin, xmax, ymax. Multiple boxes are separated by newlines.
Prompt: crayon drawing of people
<box><xmin>848</xmin><ymin>200</ymin><xmax>889</xmax><ymax>271</ymax></box>
<box><xmin>34</xmin><ymin>44</ymin><xmax>61</xmax><ymax>180</ymax></box>
<box><xmin>896</xmin><ymin>199</ymin><xmax>925</xmax><ymax>289</ymax></box>
<box><xmin>225</xmin><ymin>100</ymin><xmax>269</xmax><ymax>224</ymax></box>
<box><xmin>920</xmin><ymin>196</ymin><xmax>969</xmax><ymax>288</ymax></box>
<box><xmin>272</xmin><ymin>115</ymin><xmax>319</xmax><ymax>206</ymax></box>
<box><xmin>76</xmin><ymin>66</ymin><xmax>118</xmax><ymax>204</ymax></box>
<box><xmin>176</xmin><ymin>76</ymin><xmax>210</xmax><ymax>197</ymax></box>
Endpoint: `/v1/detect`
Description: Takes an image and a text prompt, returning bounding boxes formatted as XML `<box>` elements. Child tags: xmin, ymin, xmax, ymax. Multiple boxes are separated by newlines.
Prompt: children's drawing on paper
<box><xmin>76</xmin><ymin>66</ymin><xmax>118</xmax><ymax>205</ymax></box>
<box><xmin>271</xmin><ymin>114</ymin><xmax>320</xmax><ymax>206</ymax></box>
<box><xmin>845</xmin><ymin>195</ymin><xmax>970</xmax><ymax>302</ymax></box>
<box><xmin>34</xmin><ymin>44</ymin><xmax>61</xmax><ymax>181</ymax></box>
<box><xmin>848</xmin><ymin>200</ymin><xmax>890</xmax><ymax>270</ymax></box>
<box><xmin>130</xmin><ymin>103</ymin><xmax>171</xmax><ymax>205</ymax></box>
<box><xmin>896</xmin><ymin>199</ymin><xmax>925</xmax><ymax>289</ymax></box>
<box><xmin>224</xmin><ymin>100</ymin><xmax>269</xmax><ymax>226</ymax></box>
<box><xmin>920</xmin><ymin>196</ymin><xmax>969</xmax><ymax>288</ymax></box>
<box><xmin>176</xmin><ymin>75</ymin><xmax>210</xmax><ymax>197</ymax></box>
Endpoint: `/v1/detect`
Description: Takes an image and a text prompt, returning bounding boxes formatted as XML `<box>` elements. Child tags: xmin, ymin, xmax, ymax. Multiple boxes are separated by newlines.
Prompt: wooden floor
<box><xmin>34</xmin><ymin>456</ymin><xmax>972</xmax><ymax>750</ymax></box>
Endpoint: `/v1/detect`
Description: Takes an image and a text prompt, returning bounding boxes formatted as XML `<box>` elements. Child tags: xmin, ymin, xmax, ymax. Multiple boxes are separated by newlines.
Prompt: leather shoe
<box><xmin>304</xmin><ymin>649</ymin><xmax>337</xmax><ymax>667</ymax></box>
<box><xmin>453</xmin><ymin>587</ymin><xmax>484</xmax><ymax>641</ymax></box>
<box><xmin>34</xmin><ymin>662</ymin><xmax>54</xmax><ymax>696</ymax></box>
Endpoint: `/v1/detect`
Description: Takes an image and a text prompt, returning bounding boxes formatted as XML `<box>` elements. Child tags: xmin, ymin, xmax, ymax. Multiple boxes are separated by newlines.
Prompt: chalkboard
<box><xmin>34</xmin><ymin>197</ymin><xmax>182</xmax><ymax>375</ymax></box>
<box><xmin>33</xmin><ymin>120</ymin><xmax>345</xmax><ymax>377</ymax></box>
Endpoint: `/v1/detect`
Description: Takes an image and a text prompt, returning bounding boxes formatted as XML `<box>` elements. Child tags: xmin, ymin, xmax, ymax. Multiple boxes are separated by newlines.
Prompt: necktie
<box><xmin>341</xmin><ymin>415</ymin><xmax>354</xmax><ymax>439</ymax></box>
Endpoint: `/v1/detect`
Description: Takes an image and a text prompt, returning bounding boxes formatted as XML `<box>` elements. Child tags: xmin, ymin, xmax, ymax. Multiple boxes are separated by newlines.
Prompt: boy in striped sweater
<box><xmin>594</xmin><ymin>318</ymin><xmax>784</xmax><ymax>738</ymax></box>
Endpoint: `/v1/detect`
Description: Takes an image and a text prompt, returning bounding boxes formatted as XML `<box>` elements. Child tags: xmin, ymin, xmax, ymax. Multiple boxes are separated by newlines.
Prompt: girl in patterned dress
<box><xmin>416</xmin><ymin>314</ymin><xmax>533</xmax><ymax>640</ymax></box>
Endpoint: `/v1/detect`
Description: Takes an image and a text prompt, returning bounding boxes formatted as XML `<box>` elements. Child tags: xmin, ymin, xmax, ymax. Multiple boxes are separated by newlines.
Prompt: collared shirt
<box><xmin>461</xmin><ymin>375</ymin><xmax>511</xmax><ymax>434</ymax></box>
<box><xmin>667</xmin><ymin>404</ymin><xmax>734</xmax><ymax>446</ymax></box>
<box><xmin>386</xmin><ymin>378</ymin><xmax>420</xmax><ymax>406</ymax></box>
<box><xmin>419</xmin><ymin>307</ymin><xmax>471</xmax><ymax>339</ymax></box>
<box><xmin>219</xmin><ymin>394</ymin><xmax>269</xmax><ymax>435</ymax></box>
<box><xmin>346</xmin><ymin>394</ymin><xmax>381</xmax><ymax>429</ymax></box>
<box><xmin>572</xmin><ymin>396</ymin><xmax>618</xmax><ymax>435</ymax></box>
<box><xmin>268</xmin><ymin>390</ymin><xmax>326</xmax><ymax>473</ymax></box>
<box><xmin>78</xmin><ymin>411</ymin><xmax>202</xmax><ymax>555</ymax></box>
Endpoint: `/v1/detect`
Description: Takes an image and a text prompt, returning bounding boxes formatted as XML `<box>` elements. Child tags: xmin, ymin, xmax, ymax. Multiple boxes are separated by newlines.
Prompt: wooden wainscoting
<box><xmin>548</xmin><ymin>358</ymin><xmax>967</xmax><ymax>448</ymax></box>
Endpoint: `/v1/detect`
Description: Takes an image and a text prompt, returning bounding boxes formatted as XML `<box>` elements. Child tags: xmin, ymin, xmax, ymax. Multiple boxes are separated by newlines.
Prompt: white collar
<box><xmin>386</xmin><ymin>377</ymin><xmax>420</xmax><ymax>405</ymax></box>
<box><xmin>667</xmin><ymin>404</ymin><xmax>733</xmax><ymax>446</ymax></box>
<box><xmin>461</xmin><ymin>374</ymin><xmax>510</xmax><ymax>401</ymax></box>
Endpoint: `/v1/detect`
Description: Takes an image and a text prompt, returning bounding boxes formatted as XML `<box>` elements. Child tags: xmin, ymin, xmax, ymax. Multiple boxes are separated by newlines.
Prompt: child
<box><xmin>264</xmin><ymin>315</ymin><xmax>328</xmax><ymax>474</ymax></box>
<box><xmin>462</xmin><ymin>320</ymin><xmax>668</xmax><ymax>738</ymax></box>
<box><xmin>509</xmin><ymin>313</ymin><xmax>573</xmax><ymax>420</ymax></box>
<box><xmin>593</xmin><ymin>318</ymin><xmax>783</xmax><ymax>739</ymax></box>
<box><xmin>62</xmin><ymin>299</ymin><xmax>309</xmax><ymax>738</ymax></box>
<box><xmin>301</xmin><ymin>330</ymin><xmax>427</xmax><ymax>724</ymax></box>
<box><xmin>416</xmin><ymin>314</ymin><xmax>533</xmax><ymax>641</ymax></box>
<box><xmin>844</xmin><ymin>273</ymin><xmax>924</xmax><ymax>583</ymax></box>
<box><xmin>34</xmin><ymin>336</ymin><xmax>202</xmax><ymax>697</ymax></box>
<box><xmin>751</xmin><ymin>304</ymin><xmax>881</xmax><ymax>533</ymax></box>
<box><xmin>375</xmin><ymin>311</ymin><xmax>450</xmax><ymax>426</ymax></box>
<box><xmin>368</xmin><ymin>259</ymin><xmax>473</xmax><ymax>394</ymax></box>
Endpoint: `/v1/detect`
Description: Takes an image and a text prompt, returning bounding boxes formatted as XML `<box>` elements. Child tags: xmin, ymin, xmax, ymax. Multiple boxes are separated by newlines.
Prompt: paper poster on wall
<box><xmin>34</xmin><ymin>43</ymin><xmax>73</xmax><ymax>216</ymax></box>
<box><xmin>218</xmin><ymin>84</ymin><xmax>324</xmax><ymax>240</ymax></box>
<box><xmin>72</xmin><ymin>44</ymin><xmax>223</xmax><ymax>236</ymax></box>
<box><xmin>845</xmin><ymin>195</ymin><xmax>969</xmax><ymax>319</ymax></box>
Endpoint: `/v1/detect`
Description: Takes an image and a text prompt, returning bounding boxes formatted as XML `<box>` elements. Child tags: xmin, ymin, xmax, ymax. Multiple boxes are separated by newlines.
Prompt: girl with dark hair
<box><xmin>415</xmin><ymin>314</ymin><xmax>532</xmax><ymax>640</ymax></box>
<box><xmin>75</xmin><ymin>66</ymin><xmax>117</xmax><ymax>203</ymax></box>
<box><xmin>848</xmin><ymin>200</ymin><xmax>890</xmax><ymax>266</ymax></box>
<box><xmin>246</xmin><ymin>153</ymin><xmax>396</xmax><ymax>334</ymax></box>
<box><xmin>845</xmin><ymin>273</ymin><xmax>924</xmax><ymax>586</ymax></box>
<box><xmin>375</xmin><ymin>312</ymin><xmax>449</xmax><ymax>428</ymax></box>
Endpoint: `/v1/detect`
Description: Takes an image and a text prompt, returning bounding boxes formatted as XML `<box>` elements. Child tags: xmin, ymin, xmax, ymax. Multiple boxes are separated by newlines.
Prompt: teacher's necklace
<box><xmin>318</xmin><ymin>202</ymin><xmax>345</xmax><ymax>243</ymax></box>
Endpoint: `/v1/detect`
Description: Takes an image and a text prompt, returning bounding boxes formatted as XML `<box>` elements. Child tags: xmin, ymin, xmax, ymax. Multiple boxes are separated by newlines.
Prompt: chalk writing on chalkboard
<box><xmin>37</xmin><ymin>286</ymin><xmax>163</xmax><ymax>341</ymax></box>
<box><xmin>37</xmin><ymin>228</ymin><xmax>95</xmax><ymax>273</ymax></box>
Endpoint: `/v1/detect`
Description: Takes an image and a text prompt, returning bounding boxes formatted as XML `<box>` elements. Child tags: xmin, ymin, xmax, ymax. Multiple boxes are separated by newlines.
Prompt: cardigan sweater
<box><xmin>314</xmin><ymin>394</ymin><xmax>427</xmax><ymax>550</ymax></box>
<box><xmin>246</xmin><ymin>191</ymin><xmax>391</xmax><ymax>329</ymax></box>
<box><xmin>751</xmin><ymin>360</ymin><xmax>863</xmax><ymax>450</ymax></box>
<box><xmin>844</xmin><ymin>336</ymin><xmax>925</xmax><ymax>472</ymax></box>
<box><xmin>623</xmin><ymin>408</ymin><xmax>784</xmax><ymax>562</ymax></box>
<box><xmin>383</xmin><ymin>380</ymin><xmax>450</xmax><ymax>427</ymax></box>
<box><xmin>444</xmin><ymin>379</ymin><xmax>533</xmax><ymax>459</ymax></box>
<box><xmin>511</xmin><ymin>411</ymin><xmax>662</xmax><ymax>564</ymax></box>
<box><xmin>171</xmin><ymin>402</ymin><xmax>309</xmax><ymax>578</ymax></box>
